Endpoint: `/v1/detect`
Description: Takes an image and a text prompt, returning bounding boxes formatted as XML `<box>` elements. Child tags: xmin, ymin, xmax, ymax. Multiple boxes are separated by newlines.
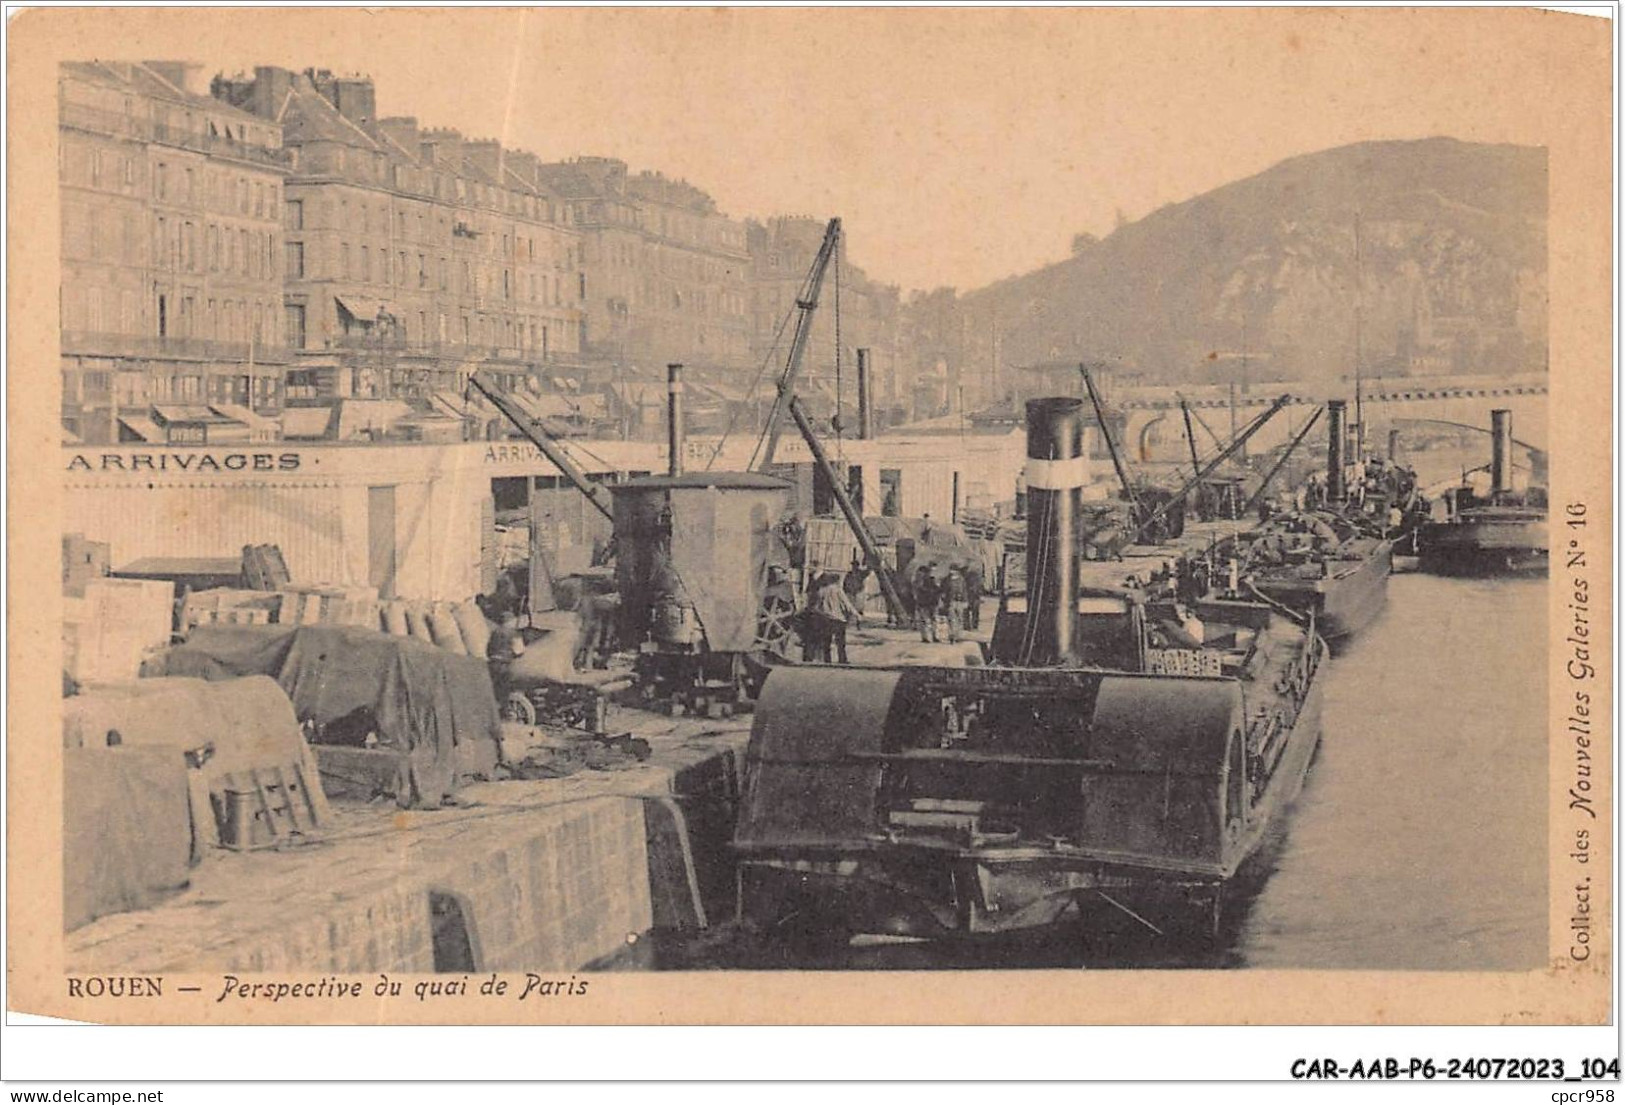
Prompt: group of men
<box><xmin>797</xmin><ymin>553</ymin><xmax>986</xmax><ymax>661</ymax></box>
<box><xmin>909</xmin><ymin>560</ymin><xmax>981</xmax><ymax>645</ymax></box>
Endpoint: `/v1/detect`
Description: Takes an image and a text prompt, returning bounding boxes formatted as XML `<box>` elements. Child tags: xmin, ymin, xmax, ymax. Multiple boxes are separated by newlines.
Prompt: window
<box><xmin>880</xmin><ymin>469</ymin><xmax>903</xmax><ymax>517</ymax></box>
<box><xmin>284</xmin><ymin>241</ymin><xmax>305</xmax><ymax>279</ymax></box>
<box><xmin>284</xmin><ymin>303</ymin><xmax>306</xmax><ymax>350</ymax></box>
<box><xmin>207</xmin><ymin>225</ymin><xmax>219</xmax><ymax>271</ymax></box>
<box><xmin>155</xmin><ymin>162</ymin><xmax>168</xmax><ymax>200</ymax></box>
<box><xmin>418</xmin><ymin>253</ymin><xmax>427</xmax><ymax>288</ymax></box>
<box><xmin>240</xmin><ymin>229</ymin><xmax>251</xmax><ymax>275</ymax></box>
<box><xmin>254</xmin><ymin>182</ymin><xmax>264</xmax><ymax>217</ymax></box>
<box><xmin>185</xmin><ymin>167</ymin><xmax>194</xmax><ymax>203</ymax></box>
<box><xmin>285</xmin><ymin>199</ymin><xmax>303</xmax><ymax>230</ymax></box>
<box><xmin>398</xmin><ymin>252</ymin><xmax>407</xmax><ymax>286</ymax></box>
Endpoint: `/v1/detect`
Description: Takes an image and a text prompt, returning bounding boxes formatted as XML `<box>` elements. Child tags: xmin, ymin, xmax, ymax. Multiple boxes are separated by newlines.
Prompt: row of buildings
<box><xmin>60</xmin><ymin>61</ymin><xmax>923</xmax><ymax>445</ymax></box>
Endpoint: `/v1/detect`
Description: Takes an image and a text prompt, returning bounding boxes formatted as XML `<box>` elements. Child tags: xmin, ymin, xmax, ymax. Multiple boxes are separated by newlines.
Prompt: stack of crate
<box><xmin>179</xmin><ymin>588</ymin><xmax>283</xmax><ymax>630</ymax></box>
<box><xmin>62</xmin><ymin>532</ymin><xmax>111</xmax><ymax>597</ymax></box>
<box><xmin>64</xmin><ymin>577</ymin><xmax>177</xmax><ymax>686</ymax></box>
<box><xmin>275</xmin><ymin>584</ymin><xmax>380</xmax><ymax>629</ymax></box>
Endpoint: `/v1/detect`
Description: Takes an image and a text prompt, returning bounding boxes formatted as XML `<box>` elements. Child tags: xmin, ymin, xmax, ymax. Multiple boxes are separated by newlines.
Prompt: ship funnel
<box><xmin>856</xmin><ymin>348</ymin><xmax>873</xmax><ymax>440</ymax></box>
<box><xmin>667</xmin><ymin>363</ymin><xmax>685</xmax><ymax>477</ymax></box>
<box><xmin>1490</xmin><ymin>408</ymin><xmax>1513</xmax><ymax>495</ymax></box>
<box><xmin>1326</xmin><ymin>399</ymin><xmax>1347</xmax><ymax>502</ymax></box>
<box><xmin>1024</xmin><ymin>397</ymin><xmax>1085</xmax><ymax>665</ymax></box>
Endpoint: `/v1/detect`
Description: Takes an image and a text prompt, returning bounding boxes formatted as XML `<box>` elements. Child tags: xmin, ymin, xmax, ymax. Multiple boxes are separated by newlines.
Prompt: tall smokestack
<box><xmin>667</xmin><ymin>363</ymin><xmax>685</xmax><ymax>477</ymax></box>
<box><xmin>1023</xmin><ymin>398</ymin><xmax>1085</xmax><ymax>665</ymax></box>
<box><xmin>856</xmin><ymin>348</ymin><xmax>873</xmax><ymax>440</ymax></box>
<box><xmin>1490</xmin><ymin>408</ymin><xmax>1513</xmax><ymax>495</ymax></box>
<box><xmin>1326</xmin><ymin>399</ymin><xmax>1347</xmax><ymax>502</ymax></box>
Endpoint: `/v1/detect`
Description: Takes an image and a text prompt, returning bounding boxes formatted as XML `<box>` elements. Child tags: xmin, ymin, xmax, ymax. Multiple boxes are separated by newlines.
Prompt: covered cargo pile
<box><xmin>63</xmin><ymin>675</ymin><xmax>327</xmax><ymax>930</ymax></box>
<box><xmin>156</xmin><ymin>625</ymin><xmax>501</xmax><ymax>808</ymax></box>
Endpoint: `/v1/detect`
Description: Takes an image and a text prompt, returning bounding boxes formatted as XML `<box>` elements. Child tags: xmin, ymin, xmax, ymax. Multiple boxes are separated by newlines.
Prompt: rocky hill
<box><xmin>943</xmin><ymin>138</ymin><xmax>1546</xmax><ymax>389</ymax></box>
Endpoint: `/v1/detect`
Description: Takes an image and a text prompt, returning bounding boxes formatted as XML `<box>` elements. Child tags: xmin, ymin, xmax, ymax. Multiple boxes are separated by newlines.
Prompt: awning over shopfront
<box><xmin>117</xmin><ymin>416</ymin><xmax>164</xmax><ymax>443</ymax></box>
<box><xmin>334</xmin><ymin>295</ymin><xmax>398</xmax><ymax>323</ymax></box>
<box><xmin>281</xmin><ymin>406</ymin><xmax>336</xmax><ymax>440</ymax></box>
<box><xmin>210</xmin><ymin>403</ymin><xmax>278</xmax><ymax>442</ymax></box>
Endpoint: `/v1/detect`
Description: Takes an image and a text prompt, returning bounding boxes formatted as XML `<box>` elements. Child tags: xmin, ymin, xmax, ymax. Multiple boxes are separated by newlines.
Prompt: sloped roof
<box><xmin>277</xmin><ymin>75</ymin><xmax>380</xmax><ymax>149</ymax></box>
<box><xmin>534</xmin><ymin>163</ymin><xmax>604</xmax><ymax>199</ymax></box>
<box><xmin>63</xmin><ymin>62</ymin><xmax>266</xmax><ymax>127</ymax></box>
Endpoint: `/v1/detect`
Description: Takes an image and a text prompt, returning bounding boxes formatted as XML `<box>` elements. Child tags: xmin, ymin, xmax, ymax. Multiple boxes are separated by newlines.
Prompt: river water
<box><xmin>611</xmin><ymin>572</ymin><xmax>1548</xmax><ymax>972</ymax></box>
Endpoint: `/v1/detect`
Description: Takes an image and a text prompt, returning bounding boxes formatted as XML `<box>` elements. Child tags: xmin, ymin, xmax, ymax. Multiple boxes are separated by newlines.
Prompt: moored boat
<box><xmin>1418</xmin><ymin>410</ymin><xmax>1548</xmax><ymax>576</ymax></box>
<box><xmin>733</xmin><ymin>397</ymin><xmax>1327</xmax><ymax>943</ymax></box>
<box><xmin>1239</xmin><ymin>512</ymin><xmax>1394</xmax><ymax>646</ymax></box>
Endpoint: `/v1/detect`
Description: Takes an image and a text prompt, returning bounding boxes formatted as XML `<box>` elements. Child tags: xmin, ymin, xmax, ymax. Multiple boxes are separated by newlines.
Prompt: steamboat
<box><xmin>734</xmin><ymin>398</ymin><xmax>1327</xmax><ymax>942</ymax></box>
<box><xmin>1420</xmin><ymin>409</ymin><xmax>1549</xmax><ymax>576</ymax></box>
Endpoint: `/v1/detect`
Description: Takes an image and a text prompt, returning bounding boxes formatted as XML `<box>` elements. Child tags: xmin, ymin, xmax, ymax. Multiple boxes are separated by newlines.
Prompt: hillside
<box><xmin>948</xmin><ymin>138</ymin><xmax>1547</xmax><ymax>387</ymax></box>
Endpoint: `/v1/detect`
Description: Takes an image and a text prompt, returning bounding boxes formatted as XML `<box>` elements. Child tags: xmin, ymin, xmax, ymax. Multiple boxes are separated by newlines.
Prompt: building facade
<box><xmin>210</xmin><ymin>67</ymin><xmax>586</xmax><ymax>404</ymax></box>
<box><xmin>746</xmin><ymin>216</ymin><xmax>903</xmax><ymax>422</ymax></box>
<box><xmin>539</xmin><ymin>158</ymin><xmax>752</xmax><ymax>377</ymax></box>
<box><xmin>60</xmin><ymin>61</ymin><xmax>290</xmax><ymax>443</ymax></box>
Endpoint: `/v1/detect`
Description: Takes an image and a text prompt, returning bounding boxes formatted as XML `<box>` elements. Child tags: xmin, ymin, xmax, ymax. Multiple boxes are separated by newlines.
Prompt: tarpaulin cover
<box><xmin>159</xmin><ymin>625</ymin><xmax>500</xmax><ymax>807</ymax></box>
<box><xmin>63</xmin><ymin>674</ymin><xmax>330</xmax><ymax>847</ymax></box>
<box><xmin>65</xmin><ymin>747</ymin><xmax>191</xmax><ymax>932</ymax></box>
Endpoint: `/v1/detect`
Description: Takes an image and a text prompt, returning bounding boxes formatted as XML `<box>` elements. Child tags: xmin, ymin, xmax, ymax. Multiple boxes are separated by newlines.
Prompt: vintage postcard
<box><xmin>4</xmin><ymin>5</ymin><xmax>1614</xmax><ymax>1034</ymax></box>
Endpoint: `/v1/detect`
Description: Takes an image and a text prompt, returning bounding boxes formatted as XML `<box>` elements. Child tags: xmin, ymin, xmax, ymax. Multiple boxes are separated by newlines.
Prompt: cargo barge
<box><xmin>1240</xmin><ymin>516</ymin><xmax>1393</xmax><ymax>646</ymax></box>
<box><xmin>734</xmin><ymin>398</ymin><xmax>1327</xmax><ymax>943</ymax></box>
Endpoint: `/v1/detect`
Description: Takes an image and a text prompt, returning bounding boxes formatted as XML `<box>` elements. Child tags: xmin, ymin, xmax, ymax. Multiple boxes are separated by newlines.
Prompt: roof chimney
<box><xmin>143</xmin><ymin>60</ymin><xmax>204</xmax><ymax>96</ymax></box>
<box><xmin>465</xmin><ymin>139</ymin><xmax>505</xmax><ymax>181</ymax></box>
<box><xmin>327</xmin><ymin>76</ymin><xmax>376</xmax><ymax>128</ymax></box>
<box><xmin>378</xmin><ymin>116</ymin><xmax>423</xmax><ymax>157</ymax></box>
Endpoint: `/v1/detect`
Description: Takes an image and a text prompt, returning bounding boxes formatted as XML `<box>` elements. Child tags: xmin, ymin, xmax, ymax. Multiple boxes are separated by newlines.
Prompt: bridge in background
<box><xmin>1115</xmin><ymin>372</ymin><xmax>1548</xmax><ymax>464</ymax></box>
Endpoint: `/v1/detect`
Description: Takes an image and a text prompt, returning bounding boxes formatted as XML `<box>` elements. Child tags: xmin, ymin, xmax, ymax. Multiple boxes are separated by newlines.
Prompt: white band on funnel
<box><xmin>1025</xmin><ymin>455</ymin><xmax>1087</xmax><ymax>490</ymax></box>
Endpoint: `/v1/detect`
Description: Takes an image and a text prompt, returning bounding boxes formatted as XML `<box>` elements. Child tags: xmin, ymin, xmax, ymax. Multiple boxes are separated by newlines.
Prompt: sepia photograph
<box><xmin>4</xmin><ymin>4</ymin><xmax>1614</xmax><ymax>1050</ymax></box>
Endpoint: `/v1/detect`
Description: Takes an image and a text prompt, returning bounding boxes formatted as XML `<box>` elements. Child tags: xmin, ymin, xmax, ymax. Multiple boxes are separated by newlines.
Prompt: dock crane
<box><xmin>1079</xmin><ymin>365</ymin><xmax>1187</xmax><ymax>543</ymax></box>
<box><xmin>468</xmin><ymin>371</ymin><xmax>614</xmax><ymax>521</ymax></box>
<box><xmin>1131</xmin><ymin>394</ymin><xmax>1291</xmax><ymax>543</ymax></box>
<box><xmin>753</xmin><ymin>217</ymin><xmax>842</xmax><ymax>471</ymax></box>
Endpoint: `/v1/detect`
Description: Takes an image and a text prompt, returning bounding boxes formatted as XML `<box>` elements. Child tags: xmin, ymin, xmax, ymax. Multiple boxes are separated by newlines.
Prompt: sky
<box><xmin>120</xmin><ymin>7</ymin><xmax>1589</xmax><ymax>292</ymax></box>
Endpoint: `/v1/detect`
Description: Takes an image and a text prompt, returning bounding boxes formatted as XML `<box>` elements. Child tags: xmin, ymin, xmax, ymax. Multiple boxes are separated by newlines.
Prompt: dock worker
<box><xmin>943</xmin><ymin>565</ymin><xmax>970</xmax><ymax>644</ymax></box>
<box><xmin>573</xmin><ymin>590</ymin><xmax>619</xmax><ymax>670</ymax></box>
<box><xmin>487</xmin><ymin>611</ymin><xmax>527</xmax><ymax>696</ymax></box>
<box><xmin>913</xmin><ymin>564</ymin><xmax>941</xmax><ymax>643</ymax></box>
<box><xmin>813</xmin><ymin>569</ymin><xmax>863</xmax><ymax>663</ymax></box>
<box><xmin>799</xmin><ymin>574</ymin><xmax>831</xmax><ymax>662</ymax></box>
<box><xmin>842</xmin><ymin>552</ymin><xmax>870</xmax><ymax>618</ymax></box>
<box><xmin>963</xmin><ymin>560</ymin><xmax>984</xmax><ymax>630</ymax></box>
